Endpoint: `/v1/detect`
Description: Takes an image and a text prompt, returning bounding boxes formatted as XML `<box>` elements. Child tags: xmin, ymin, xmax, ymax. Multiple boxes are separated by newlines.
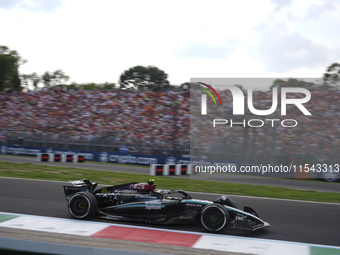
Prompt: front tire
<box><xmin>201</xmin><ymin>204</ymin><xmax>229</xmax><ymax>232</ymax></box>
<box><xmin>68</xmin><ymin>192</ymin><xmax>97</xmax><ymax>219</ymax></box>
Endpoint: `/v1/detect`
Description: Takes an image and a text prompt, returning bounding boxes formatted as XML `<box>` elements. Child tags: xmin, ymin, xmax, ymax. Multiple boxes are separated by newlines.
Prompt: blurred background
<box><xmin>190</xmin><ymin>78</ymin><xmax>340</xmax><ymax>166</ymax></box>
<box><xmin>1</xmin><ymin>0</ymin><xmax>340</xmax><ymax>167</ymax></box>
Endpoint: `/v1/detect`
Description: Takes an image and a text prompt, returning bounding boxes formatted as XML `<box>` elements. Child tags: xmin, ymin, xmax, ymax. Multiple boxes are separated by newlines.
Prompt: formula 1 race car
<box><xmin>63</xmin><ymin>179</ymin><xmax>270</xmax><ymax>232</ymax></box>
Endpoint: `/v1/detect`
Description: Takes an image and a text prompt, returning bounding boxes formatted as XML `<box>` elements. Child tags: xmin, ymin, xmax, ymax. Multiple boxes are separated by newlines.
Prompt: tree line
<box><xmin>0</xmin><ymin>45</ymin><xmax>173</xmax><ymax>92</ymax></box>
<box><xmin>1</xmin><ymin>45</ymin><xmax>339</xmax><ymax>92</ymax></box>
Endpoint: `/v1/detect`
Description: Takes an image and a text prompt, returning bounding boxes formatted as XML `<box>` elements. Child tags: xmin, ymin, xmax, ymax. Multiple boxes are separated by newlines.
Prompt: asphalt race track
<box><xmin>0</xmin><ymin>155</ymin><xmax>339</xmax><ymax>193</ymax></box>
<box><xmin>0</xmin><ymin>178</ymin><xmax>339</xmax><ymax>247</ymax></box>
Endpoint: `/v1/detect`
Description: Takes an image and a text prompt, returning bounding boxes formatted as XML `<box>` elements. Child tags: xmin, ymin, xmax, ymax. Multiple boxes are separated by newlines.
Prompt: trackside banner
<box><xmin>0</xmin><ymin>145</ymin><xmax>190</xmax><ymax>166</ymax></box>
<box><xmin>1</xmin><ymin>144</ymin><xmax>337</xmax><ymax>181</ymax></box>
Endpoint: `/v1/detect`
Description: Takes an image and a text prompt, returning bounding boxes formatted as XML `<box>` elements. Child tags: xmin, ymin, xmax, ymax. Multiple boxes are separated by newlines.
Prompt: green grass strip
<box><xmin>0</xmin><ymin>214</ymin><xmax>18</xmax><ymax>223</ymax></box>
<box><xmin>0</xmin><ymin>161</ymin><xmax>339</xmax><ymax>203</ymax></box>
<box><xmin>310</xmin><ymin>247</ymin><xmax>340</xmax><ymax>255</ymax></box>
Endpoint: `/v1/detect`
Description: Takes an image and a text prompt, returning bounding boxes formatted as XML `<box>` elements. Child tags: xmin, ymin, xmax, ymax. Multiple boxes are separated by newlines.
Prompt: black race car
<box><xmin>63</xmin><ymin>179</ymin><xmax>270</xmax><ymax>232</ymax></box>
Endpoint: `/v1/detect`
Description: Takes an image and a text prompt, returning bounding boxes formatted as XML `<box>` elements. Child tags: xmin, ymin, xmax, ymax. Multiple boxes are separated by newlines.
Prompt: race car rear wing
<box><xmin>63</xmin><ymin>179</ymin><xmax>97</xmax><ymax>201</ymax></box>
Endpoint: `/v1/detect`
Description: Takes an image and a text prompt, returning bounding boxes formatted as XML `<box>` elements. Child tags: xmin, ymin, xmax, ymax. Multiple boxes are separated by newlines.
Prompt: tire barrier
<box><xmin>37</xmin><ymin>153</ymin><xmax>85</xmax><ymax>163</ymax></box>
<box><xmin>150</xmin><ymin>164</ymin><xmax>192</xmax><ymax>176</ymax></box>
<box><xmin>150</xmin><ymin>164</ymin><xmax>165</xmax><ymax>176</ymax></box>
<box><xmin>54</xmin><ymin>154</ymin><xmax>62</xmax><ymax>162</ymax></box>
<box><xmin>65</xmin><ymin>154</ymin><xmax>74</xmax><ymax>162</ymax></box>
<box><xmin>77</xmin><ymin>155</ymin><xmax>85</xmax><ymax>163</ymax></box>
<box><xmin>37</xmin><ymin>153</ymin><xmax>50</xmax><ymax>162</ymax></box>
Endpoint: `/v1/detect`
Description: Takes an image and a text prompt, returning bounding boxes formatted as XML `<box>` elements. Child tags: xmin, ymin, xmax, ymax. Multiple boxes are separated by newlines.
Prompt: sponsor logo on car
<box><xmin>129</xmin><ymin>183</ymin><xmax>148</xmax><ymax>190</ymax></box>
<box><xmin>118</xmin><ymin>189</ymin><xmax>137</xmax><ymax>193</ymax></box>
<box><xmin>106</xmin><ymin>215</ymin><xmax>124</xmax><ymax>220</ymax></box>
<box><xmin>186</xmin><ymin>203</ymin><xmax>202</xmax><ymax>207</ymax></box>
<box><xmin>66</xmin><ymin>187</ymin><xmax>80</xmax><ymax>191</ymax></box>
<box><xmin>236</xmin><ymin>215</ymin><xmax>247</xmax><ymax>221</ymax></box>
<box><xmin>179</xmin><ymin>215</ymin><xmax>194</xmax><ymax>220</ymax></box>
<box><xmin>135</xmin><ymin>195</ymin><xmax>158</xmax><ymax>199</ymax></box>
<box><xmin>145</xmin><ymin>201</ymin><xmax>162</xmax><ymax>210</ymax></box>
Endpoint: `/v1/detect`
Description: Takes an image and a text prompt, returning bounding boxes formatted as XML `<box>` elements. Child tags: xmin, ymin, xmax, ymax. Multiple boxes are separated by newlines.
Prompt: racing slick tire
<box><xmin>201</xmin><ymin>204</ymin><xmax>229</xmax><ymax>232</ymax></box>
<box><xmin>68</xmin><ymin>192</ymin><xmax>97</xmax><ymax>219</ymax></box>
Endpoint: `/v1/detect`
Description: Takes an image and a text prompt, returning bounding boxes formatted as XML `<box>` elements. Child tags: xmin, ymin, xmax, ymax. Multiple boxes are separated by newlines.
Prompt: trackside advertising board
<box><xmin>0</xmin><ymin>145</ymin><xmax>337</xmax><ymax>181</ymax></box>
<box><xmin>0</xmin><ymin>145</ymin><xmax>191</xmax><ymax>166</ymax></box>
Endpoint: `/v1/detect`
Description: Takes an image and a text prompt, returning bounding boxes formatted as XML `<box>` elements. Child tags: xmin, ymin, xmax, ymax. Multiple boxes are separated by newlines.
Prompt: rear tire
<box><xmin>68</xmin><ymin>192</ymin><xmax>97</xmax><ymax>219</ymax></box>
<box><xmin>201</xmin><ymin>204</ymin><xmax>229</xmax><ymax>232</ymax></box>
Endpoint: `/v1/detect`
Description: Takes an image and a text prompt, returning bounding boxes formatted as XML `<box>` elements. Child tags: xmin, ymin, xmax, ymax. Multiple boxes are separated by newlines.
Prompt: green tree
<box><xmin>0</xmin><ymin>45</ymin><xmax>26</xmax><ymax>91</ymax></box>
<box><xmin>21</xmin><ymin>72</ymin><xmax>41</xmax><ymax>90</ymax></box>
<box><xmin>30</xmin><ymin>72</ymin><xmax>41</xmax><ymax>89</ymax></box>
<box><xmin>119</xmin><ymin>65</ymin><xmax>170</xmax><ymax>90</ymax></box>
<box><xmin>181</xmin><ymin>82</ymin><xmax>190</xmax><ymax>89</ymax></box>
<box><xmin>42</xmin><ymin>71</ymin><xmax>52</xmax><ymax>88</ymax></box>
<box><xmin>80</xmin><ymin>83</ymin><xmax>100</xmax><ymax>90</ymax></box>
<box><xmin>324</xmin><ymin>63</ymin><xmax>340</xmax><ymax>86</ymax></box>
<box><xmin>67</xmin><ymin>82</ymin><xmax>80</xmax><ymax>90</ymax></box>
<box><xmin>271</xmin><ymin>78</ymin><xmax>316</xmax><ymax>89</ymax></box>
<box><xmin>42</xmin><ymin>69</ymin><xmax>69</xmax><ymax>88</ymax></box>
<box><xmin>68</xmin><ymin>82</ymin><xmax>116</xmax><ymax>90</ymax></box>
<box><xmin>20</xmin><ymin>74</ymin><xmax>30</xmax><ymax>88</ymax></box>
<box><xmin>101</xmin><ymin>82</ymin><xmax>116</xmax><ymax>90</ymax></box>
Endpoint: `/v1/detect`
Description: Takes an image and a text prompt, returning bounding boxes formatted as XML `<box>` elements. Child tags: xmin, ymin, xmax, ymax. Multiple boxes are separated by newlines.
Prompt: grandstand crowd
<box><xmin>191</xmin><ymin>88</ymin><xmax>340</xmax><ymax>162</ymax></box>
<box><xmin>1</xmin><ymin>87</ymin><xmax>339</xmax><ymax>162</ymax></box>
<box><xmin>0</xmin><ymin>89</ymin><xmax>190</xmax><ymax>152</ymax></box>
